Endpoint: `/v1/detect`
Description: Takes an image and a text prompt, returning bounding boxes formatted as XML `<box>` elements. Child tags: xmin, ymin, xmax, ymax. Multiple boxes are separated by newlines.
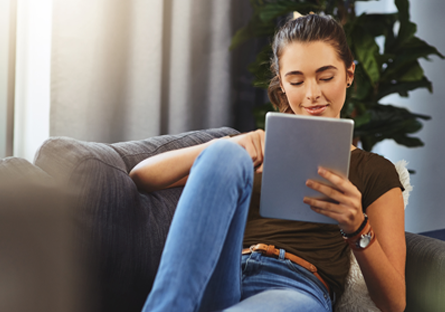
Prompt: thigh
<box><xmin>222</xmin><ymin>288</ymin><xmax>328</xmax><ymax>312</ymax></box>
<box><xmin>237</xmin><ymin>253</ymin><xmax>332</xmax><ymax>312</ymax></box>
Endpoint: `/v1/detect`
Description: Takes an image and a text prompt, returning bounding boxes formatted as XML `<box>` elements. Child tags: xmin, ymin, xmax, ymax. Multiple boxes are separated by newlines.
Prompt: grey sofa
<box><xmin>1</xmin><ymin>127</ymin><xmax>444</xmax><ymax>312</ymax></box>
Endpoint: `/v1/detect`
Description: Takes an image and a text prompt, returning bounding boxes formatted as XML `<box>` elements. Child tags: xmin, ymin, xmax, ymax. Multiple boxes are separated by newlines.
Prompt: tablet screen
<box><xmin>259</xmin><ymin>112</ymin><xmax>354</xmax><ymax>223</ymax></box>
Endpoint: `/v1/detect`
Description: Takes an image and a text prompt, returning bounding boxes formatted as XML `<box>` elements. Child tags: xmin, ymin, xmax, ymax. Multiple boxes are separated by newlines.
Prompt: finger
<box><xmin>252</xmin><ymin>130</ymin><xmax>265</xmax><ymax>162</ymax></box>
<box><xmin>309</xmin><ymin>205</ymin><xmax>344</xmax><ymax>221</ymax></box>
<box><xmin>304</xmin><ymin>198</ymin><xmax>353</xmax><ymax>225</ymax></box>
<box><xmin>316</xmin><ymin>167</ymin><xmax>362</xmax><ymax>202</ymax></box>
<box><xmin>316</xmin><ymin>167</ymin><xmax>351</xmax><ymax>194</ymax></box>
<box><xmin>304</xmin><ymin>194</ymin><xmax>364</xmax><ymax>231</ymax></box>
<box><xmin>231</xmin><ymin>133</ymin><xmax>259</xmax><ymax>165</ymax></box>
<box><xmin>304</xmin><ymin>180</ymin><xmax>360</xmax><ymax>210</ymax></box>
<box><xmin>250</xmin><ymin>130</ymin><xmax>264</xmax><ymax>168</ymax></box>
<box><xmin>303</xmin><ymin>196</ymin><xmax>344</xmax><ymax>214</ymax></box>
<box><xmin>243</xmin><ymin>143</ymin><xmax>259</xmax><ymax>167</ymax></box>
<box><xmin>255</xmin><ymin>163</ymin><xmax>263</xmax><ymax>173</ymax></box>
<box><xmin>258</xmin><ymin>129</ymin><xmax>265</xmax><ymax>163</ymax></box>
<box><xmin>305</xmin><ymin>179</ymin><xmax>346</xmax><ymax>204</ymax></box>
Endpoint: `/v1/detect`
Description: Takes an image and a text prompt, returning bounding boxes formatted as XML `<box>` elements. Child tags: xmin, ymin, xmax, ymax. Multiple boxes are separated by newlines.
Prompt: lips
<box><xmin>303</xmin><ymin>105</ymin><xmax>329</xmax><ymax>116</ymax></box>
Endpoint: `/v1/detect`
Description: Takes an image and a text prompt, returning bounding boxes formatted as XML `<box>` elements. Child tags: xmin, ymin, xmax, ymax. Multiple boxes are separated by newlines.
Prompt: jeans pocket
<box><xmin>241</xmin><ymin>253</ymin><xmax>263</xmax><ymax>277</ymax></box>
<box><xmin>285</xmin><ymin>260</ymin><xmax>331</xmax><ymax>307</ymax></box>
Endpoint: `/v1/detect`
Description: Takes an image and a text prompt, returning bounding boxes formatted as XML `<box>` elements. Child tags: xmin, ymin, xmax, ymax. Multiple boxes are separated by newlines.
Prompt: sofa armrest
<box><xmin>405</xmin><ymin>232</ymin><xmax>445</xmax><ymax>312</ymax></box>
<box><xmin>0</xmin><ymin>156</ymin><xmax>53</xmax><ymax>183</ymax></box>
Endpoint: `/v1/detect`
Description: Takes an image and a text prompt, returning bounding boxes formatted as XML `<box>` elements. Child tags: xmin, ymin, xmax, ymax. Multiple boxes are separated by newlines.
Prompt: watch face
<box><xmin>358</xmin><ymin>233</ymin><xmax>372</xmax><ymax>248</ymax></box>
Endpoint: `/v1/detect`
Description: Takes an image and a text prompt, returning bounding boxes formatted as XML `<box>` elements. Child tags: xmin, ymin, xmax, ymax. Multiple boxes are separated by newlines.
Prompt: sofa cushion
<box><xmin>33</xmin><ymin>127</ymin><xmax>239</xmax><ymax>312</ymax></box>
<box><xmin>405</xmin><ymin>232</ymin><xmax>445</xmax><ymax>312</ymax></box>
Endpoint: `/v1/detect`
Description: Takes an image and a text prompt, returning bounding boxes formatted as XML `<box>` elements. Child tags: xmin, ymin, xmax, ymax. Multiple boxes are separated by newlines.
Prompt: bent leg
<box><xmin>142</xmin><ymin>140</ymin><xmax>254</xmax><ymax>312</ymax></box>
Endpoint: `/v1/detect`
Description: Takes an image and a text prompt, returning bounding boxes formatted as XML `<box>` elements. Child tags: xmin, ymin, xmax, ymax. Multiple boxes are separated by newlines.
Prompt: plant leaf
<box><xmin>352</xmin><ymin>28</ymin><xmax>380</xmax><ymax>85</ymax></box>
<box><xmin>350</xmin><ymin>63</ymin><xmax>373</xmax><ymax>101</ymax></box>
<box><xmin>398</xmin><ymin>60</ymin><xmax>424</xmax><ymax>82</ymax></box>
<box><xmin>381</xmin><ymin>37</ymin><xmax>444</xmax><ymax>79</ymax></box>
<box><xmin>377</xmin><ymin>76</ymin><xmax>432</xmax><ymax>100</ymax></box>
<box><xmin>229</xmin><ymin>14</ymin><xmax>276</xmax><ymax>51</ymax></box>
<box><xmin>392</xmin><ymin>134</ymin><xmax>425</xmax><ymax>147</ymax></box>
<box><xmin>354</xmin><ymin>103</ymin><xmax>430</xmax><ymax>151</ymax></box>
<box><xmin>253</xmin><ymin>102</ymin><xmax>278</xmax><ymax>129</ymax></box>
<box><xmin>356</xmin><ymin>13</ymin><xmax>398</xmax><ymax>39</ymax></box>
<box><xmin>353</xmin><ymin>111</ymin><xmax>372</xmax><ymax>128</ymax></box>
<box><xmin>230</xmin><ymin>25</ymin><xmax>255</xmax><ymax>51</ymax></box>
<box><xmin>247</xmin><ymin>45</ymin><xmax>273</xmax><ymax>89</ymax></box>
<box><xmin>395</xmin><ymin>0</ymin><xmax>417</xmax><ymax>46</ymax></box>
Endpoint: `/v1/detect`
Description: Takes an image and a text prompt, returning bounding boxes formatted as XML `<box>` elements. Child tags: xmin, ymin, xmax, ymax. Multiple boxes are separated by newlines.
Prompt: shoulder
<box><xmin>351</xmin><ymin>148</ymin><xmax>397</xmax><ymax>171</ymax></box>
<box><xmin>350</xmin><ymin>149</ymin><xmax>404</xmax><ymax>210</ymax></box>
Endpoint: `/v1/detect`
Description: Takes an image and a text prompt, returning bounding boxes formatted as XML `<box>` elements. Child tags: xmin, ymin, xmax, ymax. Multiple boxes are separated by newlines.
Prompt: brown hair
<box><xmin>268</xmin><ymin>14</ymin><xmax>354</xmax><ymax>113</ymax></box>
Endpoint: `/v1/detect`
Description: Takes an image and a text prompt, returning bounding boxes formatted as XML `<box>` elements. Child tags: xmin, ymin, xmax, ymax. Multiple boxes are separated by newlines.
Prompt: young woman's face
<box><xmin>279</xmin><ymin>40</ymin><xmax>355</xmax><ymax>118</ymax></box>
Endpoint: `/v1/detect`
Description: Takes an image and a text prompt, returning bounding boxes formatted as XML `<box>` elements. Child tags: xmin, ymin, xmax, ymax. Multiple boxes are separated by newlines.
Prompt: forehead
<box><xmin>279</xmin><ymin>41</ymin><xmax>344</xmax><ymax>74</ymax></box>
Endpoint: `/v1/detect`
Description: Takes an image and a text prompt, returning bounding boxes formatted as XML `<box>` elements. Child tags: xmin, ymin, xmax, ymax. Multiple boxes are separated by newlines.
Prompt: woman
<box><xmin>130</xmin><ymin>14</ymin><xmax>406</xmax><ymax>312</ymax></box>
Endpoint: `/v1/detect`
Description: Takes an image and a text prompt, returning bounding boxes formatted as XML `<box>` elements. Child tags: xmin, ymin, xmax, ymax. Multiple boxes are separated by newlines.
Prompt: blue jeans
<box><xmin>142</xmin><ymin>140</ymin><xmax>332</xmax><ymax>312</ymax></box>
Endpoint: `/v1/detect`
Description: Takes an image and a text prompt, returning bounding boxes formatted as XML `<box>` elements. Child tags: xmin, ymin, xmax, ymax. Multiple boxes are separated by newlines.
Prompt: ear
<box><xmin>346</xmin><ymin>62</ymin><xmax>355</xmax><ymax>86</ymax></box>
<box><xmin>279</xmin><ymin>77</ymin><xmax>286</xmax><ymax>94</ymax></box>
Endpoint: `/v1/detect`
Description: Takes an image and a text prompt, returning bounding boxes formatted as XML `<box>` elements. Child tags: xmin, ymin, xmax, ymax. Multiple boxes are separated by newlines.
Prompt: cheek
<box><xmin>325</xmin><ymin>82</ymin><xmax>347</xmax><ymax>103</ymax></box>
<box><xmin>286</xmin><ymin>92</ymin><xmax>304</xmax><ymax>113</ymax></box>
<box><xmin>285</xmin><ymin>90</ymin><xmax>304</xmax><ymax>106</ymax></box>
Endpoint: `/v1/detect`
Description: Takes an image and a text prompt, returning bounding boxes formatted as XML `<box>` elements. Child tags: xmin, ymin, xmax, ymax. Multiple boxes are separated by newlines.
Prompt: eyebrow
<box><xmin>284</xmin><ymin>65</ymin><xmax>338</xmax><ymax>77</ymax></box>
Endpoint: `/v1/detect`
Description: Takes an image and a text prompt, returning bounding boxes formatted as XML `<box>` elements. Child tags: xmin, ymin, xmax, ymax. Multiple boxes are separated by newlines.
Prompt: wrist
<box><xmin>340</xmin><ymin>217</ymin><xmax>376</xmax><ymax>251</ymax></box>
<box><xmin>340</xmin><ymin>214</ymin><xmax>368</xmax><ymax>238</ymax></box>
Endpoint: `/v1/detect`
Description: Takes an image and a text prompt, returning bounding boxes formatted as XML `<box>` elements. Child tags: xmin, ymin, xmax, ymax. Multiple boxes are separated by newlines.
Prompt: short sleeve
<box><xmin>349</xmin><ymin>150</ymin><xmax>404</xmax><ymax>211</ymax></box>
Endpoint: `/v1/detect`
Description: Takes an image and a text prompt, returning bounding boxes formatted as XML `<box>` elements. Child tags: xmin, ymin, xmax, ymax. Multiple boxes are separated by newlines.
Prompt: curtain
<box><xmin>51</xmin><ymin>0</ymin><xmax>243</xmax><ymax>143</ymax></box>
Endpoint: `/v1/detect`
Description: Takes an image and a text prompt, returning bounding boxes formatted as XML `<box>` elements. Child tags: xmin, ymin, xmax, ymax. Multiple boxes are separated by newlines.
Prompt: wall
<box><xmin>357</xmin><ymin>0</ymin><xmax>445</xmax><ymax>233</ymax></box>
<box><xmin>13</xmin><ymin>0</ymin><xmax>52</xmax><ymax>161</ymax></box>
<box><xmin>0</xmin><ymin>0</ymin><xmax>15</xmax><ymax>158</ymax></box>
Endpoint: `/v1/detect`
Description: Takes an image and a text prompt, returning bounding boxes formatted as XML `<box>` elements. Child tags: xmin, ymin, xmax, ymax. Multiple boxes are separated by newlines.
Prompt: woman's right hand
<box><xmin>227</xmin><ymin>129</ymin><xmax>265</xmax><ymax>173</ymax></box>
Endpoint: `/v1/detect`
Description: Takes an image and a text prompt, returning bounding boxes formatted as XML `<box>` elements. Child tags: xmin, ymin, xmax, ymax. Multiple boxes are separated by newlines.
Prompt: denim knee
<box><xmin>193</xmin><ymin>140</ymin><xmax>254</xmax><ymax>187</ymax></box>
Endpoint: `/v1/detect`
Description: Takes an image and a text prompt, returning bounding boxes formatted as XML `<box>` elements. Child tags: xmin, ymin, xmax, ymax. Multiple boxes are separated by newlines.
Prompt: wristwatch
<box><xmin>354</xmin><ymin>230</ymin><xmax>375</xmax><ymax>249</ymax></box>
<box><xmin>344</xmin><ymin>222</ymin><xmax>376</xmax><ymax>251</ymax></box>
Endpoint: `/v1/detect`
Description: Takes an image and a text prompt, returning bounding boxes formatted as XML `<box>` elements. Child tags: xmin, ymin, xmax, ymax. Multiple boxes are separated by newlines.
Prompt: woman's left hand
<box><xmin>303</xmin><ymin>167</ymin><xmax>364</xmax><ymax>234</ymax></box>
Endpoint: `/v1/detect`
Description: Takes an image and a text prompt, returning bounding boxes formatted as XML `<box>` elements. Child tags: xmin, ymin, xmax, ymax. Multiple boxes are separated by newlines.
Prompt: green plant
<box><xmin>230</xmin><ymin>0</ymin><xmax>444</xmax><ymax>151</ymax></box>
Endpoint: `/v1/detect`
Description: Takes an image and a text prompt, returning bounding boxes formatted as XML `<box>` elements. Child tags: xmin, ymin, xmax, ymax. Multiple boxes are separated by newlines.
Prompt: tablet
<box><xmin>259</xmin><ymin>112</ymin><xmax>354</xmax><ymax>224</ymax></box>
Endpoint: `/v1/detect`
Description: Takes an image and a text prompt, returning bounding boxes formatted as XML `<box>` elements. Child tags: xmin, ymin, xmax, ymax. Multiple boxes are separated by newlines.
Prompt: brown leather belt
<box><xmin>242</xmin><ymin>243</ymin><xmax>330</xmax><ymax>294</ymax></box>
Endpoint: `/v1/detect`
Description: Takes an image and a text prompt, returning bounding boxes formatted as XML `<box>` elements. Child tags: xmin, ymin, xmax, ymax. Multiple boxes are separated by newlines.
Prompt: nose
<box><xmin>306</xmin><ymin>80</ymin><xmax>321</xmax><ymax>102</ymax></box>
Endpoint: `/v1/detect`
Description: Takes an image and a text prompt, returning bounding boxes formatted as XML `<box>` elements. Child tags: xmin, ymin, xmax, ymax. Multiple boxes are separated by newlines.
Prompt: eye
<box><xmin>320</xmin><ymin>77</ymin><xmax>334</xmax><ymax>82</ymax></box>
<box><xmin>290</xmin><ymin>81</ymin><xmax>303</xmax><ymax>86</ymax></box>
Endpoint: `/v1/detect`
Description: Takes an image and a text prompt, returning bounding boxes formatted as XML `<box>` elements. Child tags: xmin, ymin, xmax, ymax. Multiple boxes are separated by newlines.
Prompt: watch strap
<box><xmin>344</xmin><ymin>222</ymin><xmax>376</xmax><ymax>251</ymax></box>
<box><xmin>340</xmin><ymin>214</ymin><xmax>368</xmax><ymax>238</ymax></box>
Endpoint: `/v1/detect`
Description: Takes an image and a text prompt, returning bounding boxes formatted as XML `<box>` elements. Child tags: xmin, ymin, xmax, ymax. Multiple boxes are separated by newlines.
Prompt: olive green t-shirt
<box><xmin>243</xmin><ymin>148</ymin><xmax>404</xmax><ymax>299</ymax></box>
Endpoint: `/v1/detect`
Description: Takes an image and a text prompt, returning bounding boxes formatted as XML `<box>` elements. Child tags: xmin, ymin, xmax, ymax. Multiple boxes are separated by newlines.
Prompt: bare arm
<box><xmin>129</xmin><ymin>130</ymin><xmax>265</xmax><ymax>193</ymax></box>
<box><xmin>354</xmin><ymin>188</ymin><xmax>406</xmax><ymax>312</ymax></box>
<box><xmin>129</xmin><ymin>140</ymin><xmax>215</xmax><ymax>193</ymax></box>
<box><xmin>304</xmin><ymin>169</ymin><xmax>406</xmax><ymax>312</ymax></box>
